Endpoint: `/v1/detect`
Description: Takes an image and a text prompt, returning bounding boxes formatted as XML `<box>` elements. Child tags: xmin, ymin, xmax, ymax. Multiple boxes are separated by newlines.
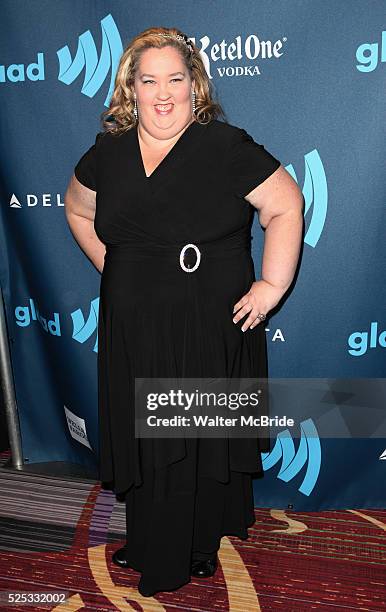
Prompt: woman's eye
<box><xmin>142</xmin><ymin>78</ymin><xmax>182</xmax><ymax>84</ymax></box>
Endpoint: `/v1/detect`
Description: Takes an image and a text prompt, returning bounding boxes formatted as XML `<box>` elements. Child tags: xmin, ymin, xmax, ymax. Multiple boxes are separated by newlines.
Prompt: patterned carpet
<box><xmin>0</xmin><ymin>450</ymin><xmax>385</xmax><ymax>611</ymax></box>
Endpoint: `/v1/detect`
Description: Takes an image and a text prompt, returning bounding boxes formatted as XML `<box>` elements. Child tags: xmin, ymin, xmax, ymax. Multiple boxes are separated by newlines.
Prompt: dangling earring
<box><xmin>133</xmin><ymin>96</ymin><xmax>138</xmax><ymax>120</ymax></box>
<box><xmin>192</xmin><ymin>90</ymin><xmax>196</xmax><ymax>114</ymax></box>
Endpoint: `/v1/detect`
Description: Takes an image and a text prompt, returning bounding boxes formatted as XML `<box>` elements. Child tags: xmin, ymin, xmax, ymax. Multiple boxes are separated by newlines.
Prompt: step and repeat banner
<box><xmin>0</xmin><ymin>1</ymin><xmax>385</xmax><ymax>510</ymax></box>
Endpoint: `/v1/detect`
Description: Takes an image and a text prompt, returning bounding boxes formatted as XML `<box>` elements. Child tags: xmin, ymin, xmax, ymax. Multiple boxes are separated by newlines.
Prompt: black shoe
<box><xmin>112</xmin><ymin>546</ymin><xmax>131</xmax><ymax>568</ymax></box>
<box><xmin>138</xmin><ymin>578</ymin><xmax>157</xmax><ymax>597</ymax></box>
<box><xmin>191</xmin><ymin>554</ymin><xmax>218</xmax><ymax>578</ymax></box>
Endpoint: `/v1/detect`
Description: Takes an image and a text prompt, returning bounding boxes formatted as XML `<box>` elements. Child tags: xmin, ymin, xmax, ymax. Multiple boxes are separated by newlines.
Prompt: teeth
<box><xmin>156</xmin><ymin>104</ymin><xmax>172</xmax><ymax>111</ymax></box>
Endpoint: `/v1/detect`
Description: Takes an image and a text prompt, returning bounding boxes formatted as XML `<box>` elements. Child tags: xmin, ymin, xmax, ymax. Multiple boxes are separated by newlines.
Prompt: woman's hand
<box><xmin>232</xmin><ymin>280</ymin><xmax>286</xmax><ymax>332</ymax></box>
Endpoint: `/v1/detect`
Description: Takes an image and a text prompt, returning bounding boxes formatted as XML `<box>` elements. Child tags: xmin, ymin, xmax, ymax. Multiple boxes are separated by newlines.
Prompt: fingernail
<box><xmin>233</xmin><ymin>319</ymin><xmax>237</xmax><ymax>324</ymax></box>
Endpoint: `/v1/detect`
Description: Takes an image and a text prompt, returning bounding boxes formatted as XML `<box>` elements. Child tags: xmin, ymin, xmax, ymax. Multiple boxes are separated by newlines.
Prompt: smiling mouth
<box><xmin>154</xmin><ymin>103</ymin><xmax>174</xmax><ymax>113</ymax></box>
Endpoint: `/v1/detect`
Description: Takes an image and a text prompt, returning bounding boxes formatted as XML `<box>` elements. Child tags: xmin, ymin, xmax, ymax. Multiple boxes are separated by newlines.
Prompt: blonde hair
<box><xmin>101</xmin><ymin>26</ymin><xmax>224</xmax><ymax>135</ymax></box>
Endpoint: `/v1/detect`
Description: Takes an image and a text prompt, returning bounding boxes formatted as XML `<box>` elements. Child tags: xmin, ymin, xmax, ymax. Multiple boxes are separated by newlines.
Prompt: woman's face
<box><xmin>134</xmin><ymin>45</ymin><xmax>194</xmax><ymax>138</ymax></box>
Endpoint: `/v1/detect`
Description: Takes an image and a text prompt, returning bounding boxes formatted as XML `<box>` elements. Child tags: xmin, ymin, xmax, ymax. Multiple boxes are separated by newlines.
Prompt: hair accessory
<box><xmin>159</xmin><ymin>32</ymin><xmax>194</xmax><ymax>54</ymax></box>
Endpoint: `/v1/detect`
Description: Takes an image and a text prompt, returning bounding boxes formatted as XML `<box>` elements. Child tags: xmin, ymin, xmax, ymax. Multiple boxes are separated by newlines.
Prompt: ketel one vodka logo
<box><xmin>190</xmin><ymin>33</ymin><xmax>286</xmax><ymax>79</ymax></box>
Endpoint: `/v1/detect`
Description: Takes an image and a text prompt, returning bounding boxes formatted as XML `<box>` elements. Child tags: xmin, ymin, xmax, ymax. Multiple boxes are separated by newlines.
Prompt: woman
<box><xmin>65</xmin><ymin>26</ymin><xmax>303</xmax><ymax>597</ymax></box>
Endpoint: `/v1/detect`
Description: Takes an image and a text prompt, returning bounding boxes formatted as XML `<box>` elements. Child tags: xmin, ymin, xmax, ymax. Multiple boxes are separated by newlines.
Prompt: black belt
<box><xmin>105</xmin><ymin>227</ymin><xmax>252</xmax><ymax>272</ymax></box>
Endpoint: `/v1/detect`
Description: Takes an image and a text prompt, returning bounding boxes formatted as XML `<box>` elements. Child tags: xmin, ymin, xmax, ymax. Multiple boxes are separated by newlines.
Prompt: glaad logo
<box><xmin>356</xmin><ymin>30</ymin><xmax>386</xmax><ymax>73</ymax></box>
<box><xmin>285</xmin><ymin>151</ymin><xmax>327</xmax><ymax>247</ymax></box>
<box><xmin>71</xmin><ymin>298</ymin><xmax>99</xmax><ymax>353</ymax></box>
<box><xmin>15</xmin><ymin>298</ymin><xmax>60</xmax><ymax>335</ymax></box>
<box><xmin>348</xmin><ymin>321</ymin><xmax>386</xmax><ymax>356</ymax></box>
<box><xmin>57</xmin><ymin>13</ymin><xmax>123</xmax><ymax>107</ymax></box>
<box><xmin>190</xmin><ymin>34</ymin><xmax>286</xmax><ymax>79</ymax></box>
<box><xmin>0</xmin><ymin>52</ymin><xmax>45</xmax><ymax>83</ymax></box>
<box><xmin>14</xmin><ymin>297</ymin><xmax>99</xmax><ymax>353</ymax></box>
<box><xmin>0</xmin><ymin>13</ymin><xmax>122</xmax><ymax>107</ymax></box>
<box><xmin>261</xmin><ymin>418</ymin><xmax>321</xmax><ymax>496</ymax></box>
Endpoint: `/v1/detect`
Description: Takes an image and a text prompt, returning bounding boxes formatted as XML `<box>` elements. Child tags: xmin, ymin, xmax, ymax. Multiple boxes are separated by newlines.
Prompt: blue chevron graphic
<box><xmin>286</xmin><ymin>150</ymin><xmax>328</xmax><ymax>248</ymax></box>
<box><xmin>261</xmin><ymin>418</ymin><xmax>321</xmax><ymax>495</ymax></box>
<box><xmin>57</xmin><ymin>14</ymin><xmax>123</xmax><ymax>107</ymax></box>
<box><xmin>71</xmin><ymin>297</ymin><xmax>99</xmax><ymax>353</ymax></box>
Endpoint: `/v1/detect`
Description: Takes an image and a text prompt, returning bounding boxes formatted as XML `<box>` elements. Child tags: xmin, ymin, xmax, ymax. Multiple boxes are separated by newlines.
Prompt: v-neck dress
<box><xmin>74</xmin><ymin>118</ymin><xmax>281</xmax><ymax>593</ymax></box>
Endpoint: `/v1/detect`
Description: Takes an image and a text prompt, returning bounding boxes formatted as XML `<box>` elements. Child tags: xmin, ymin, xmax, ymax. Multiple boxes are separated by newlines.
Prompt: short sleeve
<box><xmin>74</xmin><ymin>132</ymin><xmax>102</xmax><ymax>191</ymax></box>
<box><xmin>228</xmin><ymin>127</ymin><xmax>281</xmax><ymax>198</ymax></box>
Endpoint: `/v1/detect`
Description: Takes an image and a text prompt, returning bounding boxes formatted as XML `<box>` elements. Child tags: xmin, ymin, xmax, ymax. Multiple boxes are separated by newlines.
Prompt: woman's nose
<box><xmin>156</xmin><ymin>83</ymin><xmax>172</xmax><ymax>100</ymax></box>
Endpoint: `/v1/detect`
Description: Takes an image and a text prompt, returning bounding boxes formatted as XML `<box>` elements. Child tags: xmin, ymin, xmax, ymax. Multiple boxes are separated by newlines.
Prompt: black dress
<box><xmin>74</xmin><ymin>118</ymin><xmax>280</xmax><ymax>594</ymax></box>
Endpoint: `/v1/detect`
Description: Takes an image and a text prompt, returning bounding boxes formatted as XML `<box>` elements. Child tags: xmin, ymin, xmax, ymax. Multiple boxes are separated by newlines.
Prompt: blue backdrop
<box><xmin>1</xmin><ymin>0</ymin><xmax>385</xmax><ymax>510</ymax></box>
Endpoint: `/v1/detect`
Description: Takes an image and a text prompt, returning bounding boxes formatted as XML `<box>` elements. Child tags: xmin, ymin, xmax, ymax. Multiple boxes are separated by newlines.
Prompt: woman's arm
<box><xmin>233</xmin><ymin>166</ymin><xmax>304</xmax><ymax>331</ymax></box>
<box><xmin>251</xmin><ymin>165</ymin><xmax>304</xmax><ymax>291</ymax></box>
<box><xmin>64</xmin><ymin>175</ymin><xmax>106</xmax><ymax>274</ymax></box>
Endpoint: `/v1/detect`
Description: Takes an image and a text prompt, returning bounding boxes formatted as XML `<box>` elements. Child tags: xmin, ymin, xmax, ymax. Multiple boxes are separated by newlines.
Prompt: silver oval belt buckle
<box><xmin>179</xmin><ymin>243</ymin><xmax>201</xmax><ymax>273</ymax></box>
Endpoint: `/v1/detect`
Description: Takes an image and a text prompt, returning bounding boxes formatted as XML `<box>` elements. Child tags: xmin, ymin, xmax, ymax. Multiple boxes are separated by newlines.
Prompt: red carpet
<box><xmin>0</xmin><ymin>450</ymin><xmax>385</xmax><ymax>611</ymax></box>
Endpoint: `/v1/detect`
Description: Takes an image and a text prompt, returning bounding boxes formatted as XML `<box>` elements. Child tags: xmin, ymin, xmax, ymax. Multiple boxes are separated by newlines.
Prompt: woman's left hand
<box><xmin>232</xmin><ymin>280</ymin><xmax>286</xmax><ymax>332</ymax></box>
